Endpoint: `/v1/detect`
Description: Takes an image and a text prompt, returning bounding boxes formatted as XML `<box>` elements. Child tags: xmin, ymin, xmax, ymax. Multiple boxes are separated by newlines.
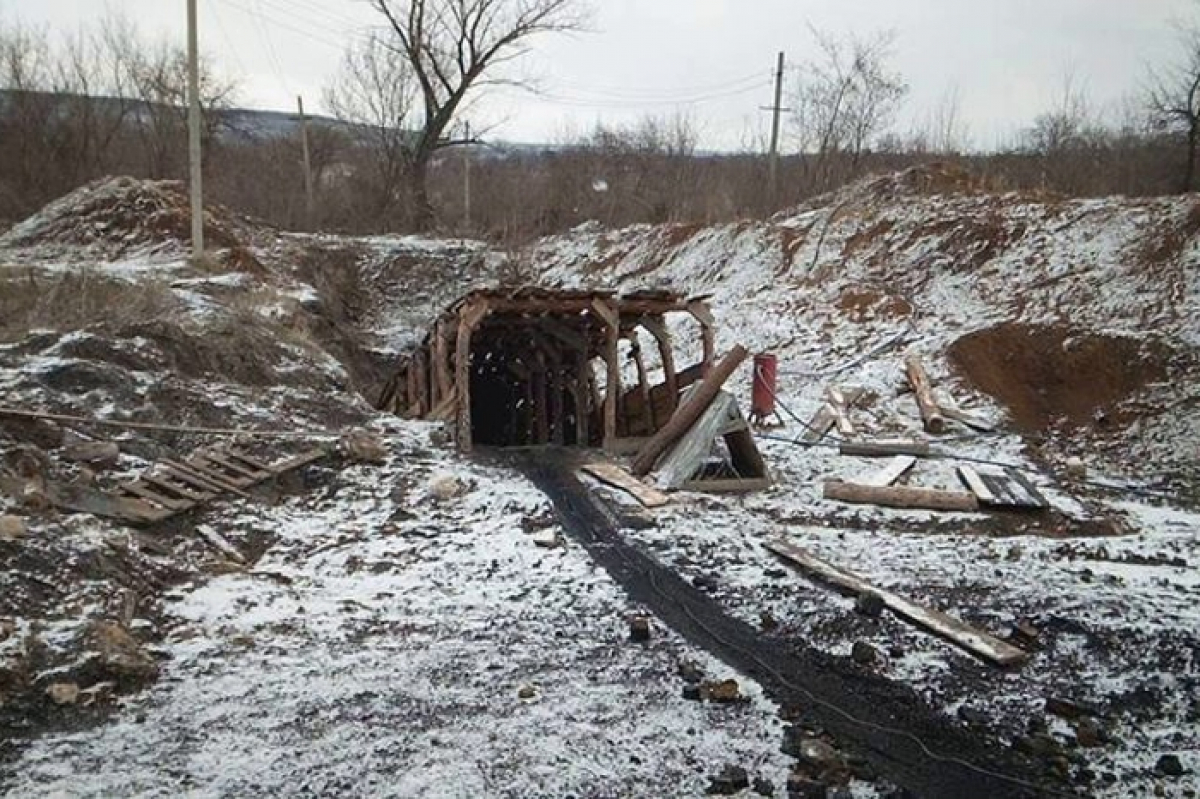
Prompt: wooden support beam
<box><xmin>823</xmin><ymin>480</ymin><xmax>979</xmax><ymax>512</ymax></box>
<box><xmin>594</xmin><ymin>299</ymin><xmax>621</xmax><ymax>451</ymax></box>
<box><xmin>539</xmin><ymin>317</ymin><xmax>590</xmax><ymax>353</ymax></box>
<box><xmin>455</xmin><ymin>299</ymin><xmax>490</xmax><ymax>452</ymax></box>
<box><xmin>544</xmin><ymin>344</ymin><xmax>565</xmax><ymax>446</ymax></box>
<box><xmin>688</xmin><ymin>301</ymin><xmax>715</xmax><ymax>372</ymax></box>
<box><xmin>632</xmin><ymin>344</ymin><xmax>749</xmax><ymax>477</ymax></box>
<box><xmin>532</xmin><ymin>351</ymin><xmax>549</xmax><ymax>445</ymax></box>
<box><xmin>905</xmin><ymin>355</ymin><xmax>946</xmax><ymax>434</ymax></box>
<box><xmin>573</xmin><ymin>352</ymin><xmax>590</xmax><ymax>446</ymax></box>
<box><xmin>640</xmin><ymin>316</ymin><xmax>679</xmax><ymax>416</ymax></box>
<box><xmin>628</xmin><ymin>335</ymin><xmax>655</xmax><ymax>435</ymax></box>
<box><xmin>413</xmin><ymin>347</ymin><xmax>429</xmax><ymax>418</ymax></box>
<box><xmin>434</xmin><ymin>320</ymin><xmax>452</xmax><ymax>402</ymax></box>
<box><xmin>765</xmin><ymin>539</ymin><xmax>1028</xmax><ymax>667</ymax></box>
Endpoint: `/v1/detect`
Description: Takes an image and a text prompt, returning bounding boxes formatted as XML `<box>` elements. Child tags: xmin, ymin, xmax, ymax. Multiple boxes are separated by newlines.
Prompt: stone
<box><xmin>1073</xmin><ymin>718</ymin><xmax>1106</xmax><ymax>748</ymax></box>
<box><xmin>63</xmin><ymin>440</ymin><xmax>121</xmax><ymax>468</ymax></box>
<box><xmin>682</xmin><ymin>684</ymin><xmax>702</xmax><ymax>701</ymax></box>
<box><xmin>752</xmin><ymin>777</ymin><xmax>775</xmax><ymax>796</ymax></box>
<box><xmin>677</xmin><ymin>660</ymin><xmax>704</xmax><ymax>684</ymax></box>
<box><xmin>760</xmin><ymin>611</ymin><xmax>779</xmax><ymax>631</ymax></box>
<box><xmin>341</xmin><ymin>429</ymin><xmax>388</xmax><ymax>464</ymax></box>
<box><xmin>797</xmin><ymin>738</ymin><xmax>842</xmax><ymax>771</ymax></box>
<box><xmin>46</xmin><ymin>682</ymin><xmax>80</xmax><ymax>706</ymax></box>
<box><xmin>0</xmin><ymin>515</ymin><xmax>26</xmax><ymax>540</ymax></box>
<box><xmin>79</xmin><ymin>682</ymin><xmax>116</xmax><ymax>706</ymax></box>
<box><xmin>1155</xmin><ymin>754</ymin><xmax>1185</xmax><ymax>777</ymax></box>
<box><xmin>88</xmin><ymin>621</ymin><xmax>158</xmax><ymax>684</ymax></box>
<box><xmin>785</xmin><ymin>773</ymin><xmax>828</xmax><ymax>799</ymax></box>
<box><xmin>628</xmin><ymin>616</ymin><xmax>652</xmax><ymax>642</ymax></box>
<box><xmin>1010</xmin><ymin>620</ymin><xmax>1040</xmax><ymax>649</ymax></box>
<box><xmin>702</xmin><ymin>679</ymin><xmax>742</xmax><ymax>704</ymax></box>
<box><xmin>517</xmin><ymin>684</ymin><xmax>537</xmax><ymax>700</ymax></box>
<box><xmin>428</xmin><ymin>473</ymin><xmax>468</xmax><ymax>501</ymax></box>
<box><xmin>1065</xmin><ymin>457</ymin><xmax>1088</xmax><ymax>480</ymax></box>
<box><xmin>1045</xmin><ymin>696</ymin><xmax>1090</xmax><ymax>720</ymax></box>
<box><xmin>706</xmin><ymin>765</ymin><xmax>750</xmax><ymax>795</ymax></box>
<box><xmin>531</xmin><ymin>529</ymin><xmax>560</xmax><ymax>549</ymax></box>
<box><xmin>854</xmin><ymin>592</ymin><xmax>884</xmax><ymax>618</ymax></box>
<box><xmin>850</xmin><ymin>641</ymin><xmax>878</xmax><ymax>666</ymax></box>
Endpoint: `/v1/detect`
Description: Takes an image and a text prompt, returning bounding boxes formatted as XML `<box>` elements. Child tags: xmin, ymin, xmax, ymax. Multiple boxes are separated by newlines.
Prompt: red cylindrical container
<box><xmin>751</xmin><ymin>352</ymin><xmax>777</xmax><ymax>419</ymax></box>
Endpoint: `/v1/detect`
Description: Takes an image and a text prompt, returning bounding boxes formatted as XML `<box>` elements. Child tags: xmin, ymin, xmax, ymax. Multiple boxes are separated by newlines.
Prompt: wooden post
<box><xmin>413</xmin><ymin>348</ymin><xmax>429</xmax><ymax>417</ymax></box>
<box><xmin>632</xmin><ymin>344</ymin><xmax>749</xmax><ymax>477</ymax></box>
<box><xmin>905</xmin><ymin>355</ymin><xmax>946</xmax><ymax>434</ymax></box>
<box><xmin>455</xmin><ymin>300</ymin><xmax>490</xmax><ymax>452</ymax></box>
<box><xmin>629</xmin><ymin>334</ymin><xmax>655</xmax><ymax>435</ymax></box>
<box><xmin>592</xmin><ymin>299</ymin><xmax>621</xmax><ymax>451</ymax></box>
<box><xmin>545</xmin><ymin>344</ymin><xmax>565</xmax><ymax>445</ymax></box>
<box><xmin>532</xmin><ymin>350</ymin><xmax>549</xmax><ymax>445</ymax></box>
<box><xmin>688</xmin><ymin>301</ymin><xmax>716</xmax><ymax>373</ymax></box>
<box><xmin>641</xmin><ymin>316</ymin><xmax>679</xmax><ymax>416</ymax></box>
<box><xmin>434</xmin><ymin>319</ymin><xmax>452</xmax><ymax>401</ymax></box>
<box><xmin>573</xmin><ymin>353</ymin><xmax>590</xmax><ymax>446</ymax></box>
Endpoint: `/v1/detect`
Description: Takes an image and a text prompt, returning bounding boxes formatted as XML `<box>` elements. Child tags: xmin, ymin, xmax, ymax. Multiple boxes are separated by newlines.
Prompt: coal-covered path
<box><xmin>516</xmin><ymin>450</ymin><xmax>1067</xmax><ymax>799</ymax></box>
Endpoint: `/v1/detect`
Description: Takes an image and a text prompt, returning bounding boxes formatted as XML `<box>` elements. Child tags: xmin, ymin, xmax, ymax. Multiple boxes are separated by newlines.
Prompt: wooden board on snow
<box><xmin>765</xmin><ymin>538</ymin><xmax>1028</xmax><ymax>667</ymax></box>
<box><xmin>957</xmin><ymin>466</ymin><xmax>1049</xmax><ymax>511</ymax></box>
<box><xmin>580</xmin><ymin>462</ymin><xmax>671</xmax><ymax>508</ymax></box>
<box><xmin>861</xmin><ymin>456</ymin><xmax>918</xmax><ymax>488</ymax></box>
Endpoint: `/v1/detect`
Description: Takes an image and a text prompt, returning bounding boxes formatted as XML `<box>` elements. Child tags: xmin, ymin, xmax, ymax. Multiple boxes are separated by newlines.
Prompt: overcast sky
<box><xmin>2</xmin><ymin>0</ymin><xmax>1193</xmax><ymax>151</ymax></box>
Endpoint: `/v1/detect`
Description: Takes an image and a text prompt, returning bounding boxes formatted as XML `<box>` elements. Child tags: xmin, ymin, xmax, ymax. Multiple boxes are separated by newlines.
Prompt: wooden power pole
<box><xmin>766</xmin><ymin>51</ymin><xmax>786</xmax><ymax>203</ymax></box>
<box><xmin>297</xmin><ymin>95</ymin><xmax>315</xmax><ymax>227</ymax></box>
<box><xmin>186</xmin><ymin>0</ymin><xmax>204</xmax><ymax>258</ymax></box>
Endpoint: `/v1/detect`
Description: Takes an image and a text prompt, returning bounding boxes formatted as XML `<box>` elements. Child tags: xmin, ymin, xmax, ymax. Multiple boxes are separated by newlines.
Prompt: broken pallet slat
<box><xmin>142</xmin><ymin>474</ymin><xmax>211</xmax><ymax>502</ymax></box>
<box><xmin>826</xmin><ymin>387</ymin><xmax>857</xmax><ymax>437</ymax></box>
<box><xmin>802</xmin><ymin>387</ymin><xmax>864</xmax><ymax>443</ymax></box>
<box><xmin>940</xmin><ymin>404</ymin><xmax>995</xmax><ymax>433</ymax></box>
<box><xmin>45</xmin><ymin>482</ymin><xmax>173</xmax><ymax>525</ymax></box>
<box><xmin>186</xmin><ymin>456</ymin><xmax>257</xmax><ymax>488</ymax></box>
<box><xmin>579</xmin><ymin>463</ymin><xmax>670</xmax><ymax>508</ymax></box>
<box><xmin>162</xmin><ymin>459</ymin><xmax>254</xmax><ymax>499</ymax></box>
<box><xmin>862</xmin><ymin>456</ymin><xmax>918</xmax><ymax>488</ymax></box>
<box><xmin>120</xmin><ymin>481</ymin><xmax>194</xmax><ymax>511</ymax></box>
<box><xmin>765</xmin><ymin>538</ymin><xmax>1028</xmax><ymax>667</ymax></box>
<box><xmin>199</xmin><ymin>452</ymin><xmax>269</xmax><ymax>481</ymax></box>
<box><xmin>266</xmin><ymin>447</ymin><xmax>329</xmax><ymax>474</ymax></box>
<box><xmin>984</xmin><ymin>469</ymin><xmax>1050</xmax><ymax>511</ymax></box>
<box><xmin>823</xmin><ymin>480</ymin><xmax>979</xmax><ymax>512</ymax></box>
<box><xmin>957</xmin><ymin>465</ymin><xmax>998</xmax><ymax>504</ymax></box>
<box><xmin>195</xmin><ymin>524</ymin><xmax>246</xmax><ymax>565</ymax></box>
<box><xmin>224</xmin><ymin>449</ymin><xmax>274</xmax><ymax>472</ymax></box>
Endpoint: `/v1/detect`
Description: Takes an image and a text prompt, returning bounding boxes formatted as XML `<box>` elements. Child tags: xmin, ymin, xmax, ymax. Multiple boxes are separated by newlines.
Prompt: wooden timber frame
<box><xmin>377</xmin><ymin>288</ymin><xmax>716</xmax><ymax>453</ymax></box>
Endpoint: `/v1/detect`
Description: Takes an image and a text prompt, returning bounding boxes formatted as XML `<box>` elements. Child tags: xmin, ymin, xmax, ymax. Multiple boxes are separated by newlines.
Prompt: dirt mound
<box><xmin>0</xmin><ymin>176</ymin><xmax>244</xmax><ymax>255</ymax></box>
<box><xmin>949</xmin><ymin>323</ymin><xmax>1171</xmax><ymax>432</ymax></box>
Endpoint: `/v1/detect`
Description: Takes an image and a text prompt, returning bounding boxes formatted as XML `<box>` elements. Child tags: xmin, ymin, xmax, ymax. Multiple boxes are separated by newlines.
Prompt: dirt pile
<box><xmin>0</xmin><ymin>177</ymin><xmax>246</xmax><ymax>256</ymax></box>
<box><xmin>948</xmin><ymin>323</ymin><xmax>1172</xmax><ymax>432</ymax></box>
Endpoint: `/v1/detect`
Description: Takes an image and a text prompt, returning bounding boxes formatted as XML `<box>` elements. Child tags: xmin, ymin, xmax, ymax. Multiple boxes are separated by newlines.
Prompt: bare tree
<box><xmin>1148</xmin><ymin>12</ymin><xmax>1200</xmax><ymax>192</ymax></box>
<box><xmin>364</xmin><ymin>0</ymin><xmax>588</xmax><ymax>230</ymax></box>
<box><xmin>789</xmin><ymin>27</ymin><xmax>908</xmax><ymax>193</ymax></box>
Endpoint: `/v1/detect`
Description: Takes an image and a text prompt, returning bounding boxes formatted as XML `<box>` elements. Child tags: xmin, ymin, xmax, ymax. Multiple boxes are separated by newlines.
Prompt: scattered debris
<box><xmin>851</xmin><ymin>641</ymin><xmax>879</xmax><ymax>666</ymax></box>
<box><xmin>340</xmin><ymin>429</ymin><xmax>388</xmax><ymax>463</ymax></box>
<box><xmin>195</xmin><ymin>524</ymin><xmax>247</xmax><ymax>565</ymax></box>
<box><xmin>956</xmin><ymin>466</ymin><xmax>1049</xmax><ymax>511</ymax></box>
<box><xmin>628</xmin><ymin>615</ymin><xmax>652</xmax><ymax>642</ymax></box>
<box><xmin>860</xmin><ymin>455</ymin><xmax>917</xmax><ymax>488</ymax></box>
<box><xmin>706</xmin><ymin>764</ymin><xmax>751</xmax><ymax>795</ymax></box>
<box><xmin>530</xmin><ymin>529</ymin><xmax>560</xmax><ymax>548</ymax></box>
<box><xmin>651</xmin><ymin>389</ymin><xmax>771</xmax><ymax>493</ymax></box>
<box><xmin>766</xmin><ymin>539</ymin><xmax>1028</xmax><ymax>667</ymax></box>
<box><xmin>517</xmin><ymin>684</ymin><xmax>537</xmax><ymax>700</ymax></box>
<box><xmin>904</xmin><ymin>354</ymin><xmax>946</xmax><ymax>433</ymax></box>
<box><xmin>62</xmin><ymin>439</ymin><xmax>121</xmax><ymax>468</ymax></box>
<box><xmin>701</xmin><ymin>679</ymin><xmax>742</xmax><ymax>704</ymax></box>
<box><xmin>802</xmin><ymin>387</ymin><xmax>864</xmax><ymax>444</ymax></box>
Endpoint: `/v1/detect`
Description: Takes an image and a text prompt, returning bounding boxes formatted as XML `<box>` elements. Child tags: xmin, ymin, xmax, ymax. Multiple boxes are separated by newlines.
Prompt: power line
<box><xmin>549</xmin><ymin>71</ymin><xmax>768</xmax><ymax>101</ymax></box>
<box><xmin>532</xmin><ymin>80</ymin><xmax>772</xmax><ymax>110</ymax></box>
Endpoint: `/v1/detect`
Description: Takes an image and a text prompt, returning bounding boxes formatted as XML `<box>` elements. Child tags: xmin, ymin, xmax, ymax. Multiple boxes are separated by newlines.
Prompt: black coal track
<box><xmin>515</xmin><ymin>452</ymin><xmax>1065</xmax><ymax>799</ymax></box>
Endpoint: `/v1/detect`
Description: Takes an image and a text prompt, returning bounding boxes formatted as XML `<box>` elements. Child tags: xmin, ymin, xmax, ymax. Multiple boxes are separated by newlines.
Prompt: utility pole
<box><xmin>297</xmin><ymin>95</ymin><xmax>315</xmax><ymax>227</ymax></box>
<box><xmin>766</xmin><ymin>51</ymin><xmax>786</xmax><ymax>204</ymax></box>
<box><xmin>462</xmin><ymin>121</ymin><xmax>472</xmax><ymax>231</ymax></box>
<box><xmin>186</xmin><ymin>0</ymin><xmax>204</xmax><ymax>258</ymax></box>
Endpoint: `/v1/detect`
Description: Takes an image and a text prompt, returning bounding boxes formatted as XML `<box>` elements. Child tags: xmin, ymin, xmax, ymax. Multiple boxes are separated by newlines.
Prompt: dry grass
<box><xmin>0</xmin><ymin>269</ymin><xmax>181</xmax><ymax>343</ymax></box>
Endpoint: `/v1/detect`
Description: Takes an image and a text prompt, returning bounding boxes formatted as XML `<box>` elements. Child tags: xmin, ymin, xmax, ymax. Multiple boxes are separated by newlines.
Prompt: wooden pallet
<box><xmin>957</xmin><ymin>465</ymin><xmax>1050</xmax><ymax>511</ymax></box>
<box><xmin>88</xmin><ymin>445</ymin><xmax>329</xmax><ymax>525</ymax></box>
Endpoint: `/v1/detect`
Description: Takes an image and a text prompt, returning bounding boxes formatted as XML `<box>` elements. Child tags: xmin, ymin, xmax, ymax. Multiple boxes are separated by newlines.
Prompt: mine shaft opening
<box><xmin>377</xmin><ymin>289</ymin><xmax>716</xmax><ymax>454</ymax></box>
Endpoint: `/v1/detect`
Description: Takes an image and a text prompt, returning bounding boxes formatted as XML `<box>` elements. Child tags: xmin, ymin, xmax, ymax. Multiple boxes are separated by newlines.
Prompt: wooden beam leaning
<box><xmin>688</xmin><ymin>300</ymin><xmax>716</xmax><ymax>373</ymax></box>
<box><xmin>592</xmin><ymin>298</ymin><xmax>621</xmax><ymax>451</ymax></box>
<box><xmin>455</xmin><ymin>299</ymin><xmax>491</xmax><ymax>452</ymax></box>
<box><xmin>766</xmin><ymin>538</ymin><xmax>1028</xmax><ymax>667</ymax></box>
<box><xmin>632</xmin><ymin>344</ymin><xmax>749</xmax><ymax>477</ymax></box>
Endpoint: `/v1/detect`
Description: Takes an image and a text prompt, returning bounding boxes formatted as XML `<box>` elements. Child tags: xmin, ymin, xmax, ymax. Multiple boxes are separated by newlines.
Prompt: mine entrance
<box><xmin>378</xmin><ymin>289</ymin><xmax>716</xmax><ymax>453</ymax></box>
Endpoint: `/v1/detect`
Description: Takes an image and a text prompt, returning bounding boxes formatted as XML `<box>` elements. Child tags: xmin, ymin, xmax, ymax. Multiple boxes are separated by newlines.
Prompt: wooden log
<box><xmin>632</xmin><ymin>344</ymin><xmax>749</xmax><ymax>477</ymax></box>
<box><xmin>823</xmin><ymin>480</ymin><xmax>979</xmax><ymax>512</ymax></box>
<box><xmin>593</xmin><ymin>299</ymin><xmax>621</xmax><ymax>450</ymax></box>
<box><xmin>580</xmin><ymin>463</ymin><xmax>671</xmax><ymax>508</ymax></box>
<box><xmin>765</xmin><ymin>539</ymin><xmax>1028</xmax><ymax>667</ymax></box>
<box><xmin>861</xmin><ymin>456</ymin><xmax>917</xmax><ymax>488</ymax></box>
<box><xmin>839</xmin><ymin>439</ymin><xmax>931</xmax><ymax>458</ymax></box>
<box><xmin>905</xmin><ymin>355</ymin><xmax>946</xmax><ymax>434</ymax></box>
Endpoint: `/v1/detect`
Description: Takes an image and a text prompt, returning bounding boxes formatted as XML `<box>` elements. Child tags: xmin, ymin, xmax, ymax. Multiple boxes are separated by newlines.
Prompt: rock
<box><xmin>1155</xmin><ymin>754</ymin><xmax>1185</xmax><ymax>777</ymax></box>
<box><xmin>1065</xmin><ymin>457</ymin><xmax>1088</xmax><ymax>480</ymax></box>
<box><xmin>88</xmin><ymin>621</ymin><xmax>158</xmax><ymax>684</ymax></box>
<box><xmin>702</xmin><ymin>679</ymin><xmax>742</xmax><ymax>704</ymax></box>
<box><xmin>1073</xmin><ymin>718</ymin><xmax>1106</xmax><ymax>748</ymax></box>
<box><xmin>628</xmin><ymin>616</ymin><xmax>652</xmax><ymax>642</ymax></box>
<box><xmin>1045</xmin><ymin>696</ymin><xmax>1090</xmax><ymax>720</ymax></box>
<box><xmin>46</xmin><ymin>682</ymin><xmax>80</xmax><ymax>705</ymax></box>
<box><xmin>851</xmin><ymin>641</ymin><xmax>878</xmax><ymax>666</ymax></box>
<box><xmin>760</xmin><ymin>610</ymin><xmax>779</xmax><ymax>631</ymax></box>
<box><xmin>531</xmin><ymin>529</ymin><xmax>560</xmax><ymax>548</ymax></box>
<box><xmin>517</xmin><ymin>684</ymin><xmax>537</xmax><ymax>700</ymax></box>
<box><xmin>1006</xmin><ymin>544</ymin><xmax>1023</xmax><ymax>561</ymax></box>
<box><xmin>0</xmin><ymin>515</ymin><xmax>26</xmax><ymax>540</ymax></box>
<box><xmin>785</xmin><ymin>773</ymin><xmax>828</xmax><ymax>798</ymax></box>
<box><xmin>428</xmin><ymin>473</ymin><xmax>468</xmax><ymax>501</ymax></box>
<box><xmin>682</xmin><ymin>684</ymin><xmax>702</xmax><ymax>701</ymax></box>
<box><xmin>854</xmin><ymin>592</ymin><xmax>884</xmax><ymax>618</ymax></box>
<box><xmin>63</xmin><ymin>440</ymin><xmax>121</xmax><ymax>468</ymax></box>
<box><xmin>1015</xmin><ymin>732</ymin><xmax>1061</xmax><ymax>759</ymax></box>
<box><xmin>956</xmin><ymin>705</ymin><xmax>989</xmax><ymax>726</ymax></box>
<box><xmin>887</xmin><ymin>644</ymin><xmax>906</xmax><ymax>659</ymax></box>
<box><xmin>752</xmin><ymin>777</ymin><xmax>775</xmax><ymax>796</ymax></box>
<box><xmin>0</xmin><ymin>619</ymin><xmax>14</xmax><ymax>642</ymax></box>
<box><xmin>677</xmin><ymin>660</ymin><xmax>704</xmax><ymax>684</ymax></box>
<box><xmin>797</xmin><ymin>738</ymin><xmax>843</xmax><ymax>771</ymax></box>
<box><xmin>706</xmin><ymin>765</ymin><xmax>750</xmax><ymax>795</ymax></box>
<box><xmin>341</xmin><ymin>429</ymin><xmax>388</xmax><ymax>463</ymax></box>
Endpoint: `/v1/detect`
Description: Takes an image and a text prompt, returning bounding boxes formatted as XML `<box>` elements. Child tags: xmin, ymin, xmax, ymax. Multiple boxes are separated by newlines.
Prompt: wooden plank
<box><xmin>195</xmin><ymin>524</ymin><xmax>246</xmax><ymax>564</ymax></box>
<box><xmin>142</xmin><ymin>474</ymin><xmax>210</xmax><ymax>502</ymax></box>
<box><xmin>267</xmin><ymin>448</ymin><xmax>329</xmax><ymax>474</ymax></box>
<box><xmin>940</xmin><ymin>403</ymin><xmax>996</xmax><ymax>433</ymax></box>
<box><xmin>680</xmin><ymin>477</ymin><xmax>772</xmax><ymax>493</ymax></box>
<box><xmin>766</xmin><ymin>539</ymin><xmax>1028</xmax><ymax>667</ymax></box>
<box><xmin>823</xmin><ymin>480</ymin><xmax>979</xmax><ymax>512</ymax></box>
<box><xmin>580</xmin><ymin>463</ymin><xmax>671</xmax><ymax>509</ymax></box>
<box><xmin>1007</xmin><ymin>470</ymin><xmax>1050</xmax><ymax>510</ymax></box>
<box><xmin>839</xmin><ymin>439</ymin><xmax>931</xmax><ymax>458</ymax></box>
<box><xmin>862</xmin><ymin>456</ymin><xmax>918</xmax><ymax>488</ymax></box>
<box><xmin>42</xmin><ymin>482</ymin><xmax>173</xmax><ymax>525</ymax></box>
<box><xmin>905</xmin><ymin>355</ymin><xmax>946</xmax><ymax>434</ymax></box>
<box><xmin>188</xmin><ymin>457</ymin><xmax>255</xmax><ymax>487</ymax></box>
<box><xmin>201</xmin><ymin>452</ymin><xmax>269</xmax><ymax>480</ymax></box>
<box><xmin>957</xmin><ymin>465</ymin><xmax>998</xmax><ymax>504</ymax></box>
<box><xmin>224</xmin><ymin>449</ymin><xmax>273</xmax><ymax>471</ymax></box>
<box><xmin>120</xmin><ymin>481</ymin><xmax>194</xmax><ymax>511</ymax></box>
<box><xmin>162</xmin><ymin>459</ymin><xmax>253</xmax><ymax>498</ymax></box>
<box><xmin>161</xmin><ymin>462</ymin><xmax>234</xmax><ymax>496</ymax></box>
<box><xmin>801</xmin><ymin>403</ymin><xmax>838</xmax><ymax>443</ymax></box>
<box><xmin>826</xmin><ymin>387</ymin><xmax>858</xmax><ymax>437</ymax></box>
